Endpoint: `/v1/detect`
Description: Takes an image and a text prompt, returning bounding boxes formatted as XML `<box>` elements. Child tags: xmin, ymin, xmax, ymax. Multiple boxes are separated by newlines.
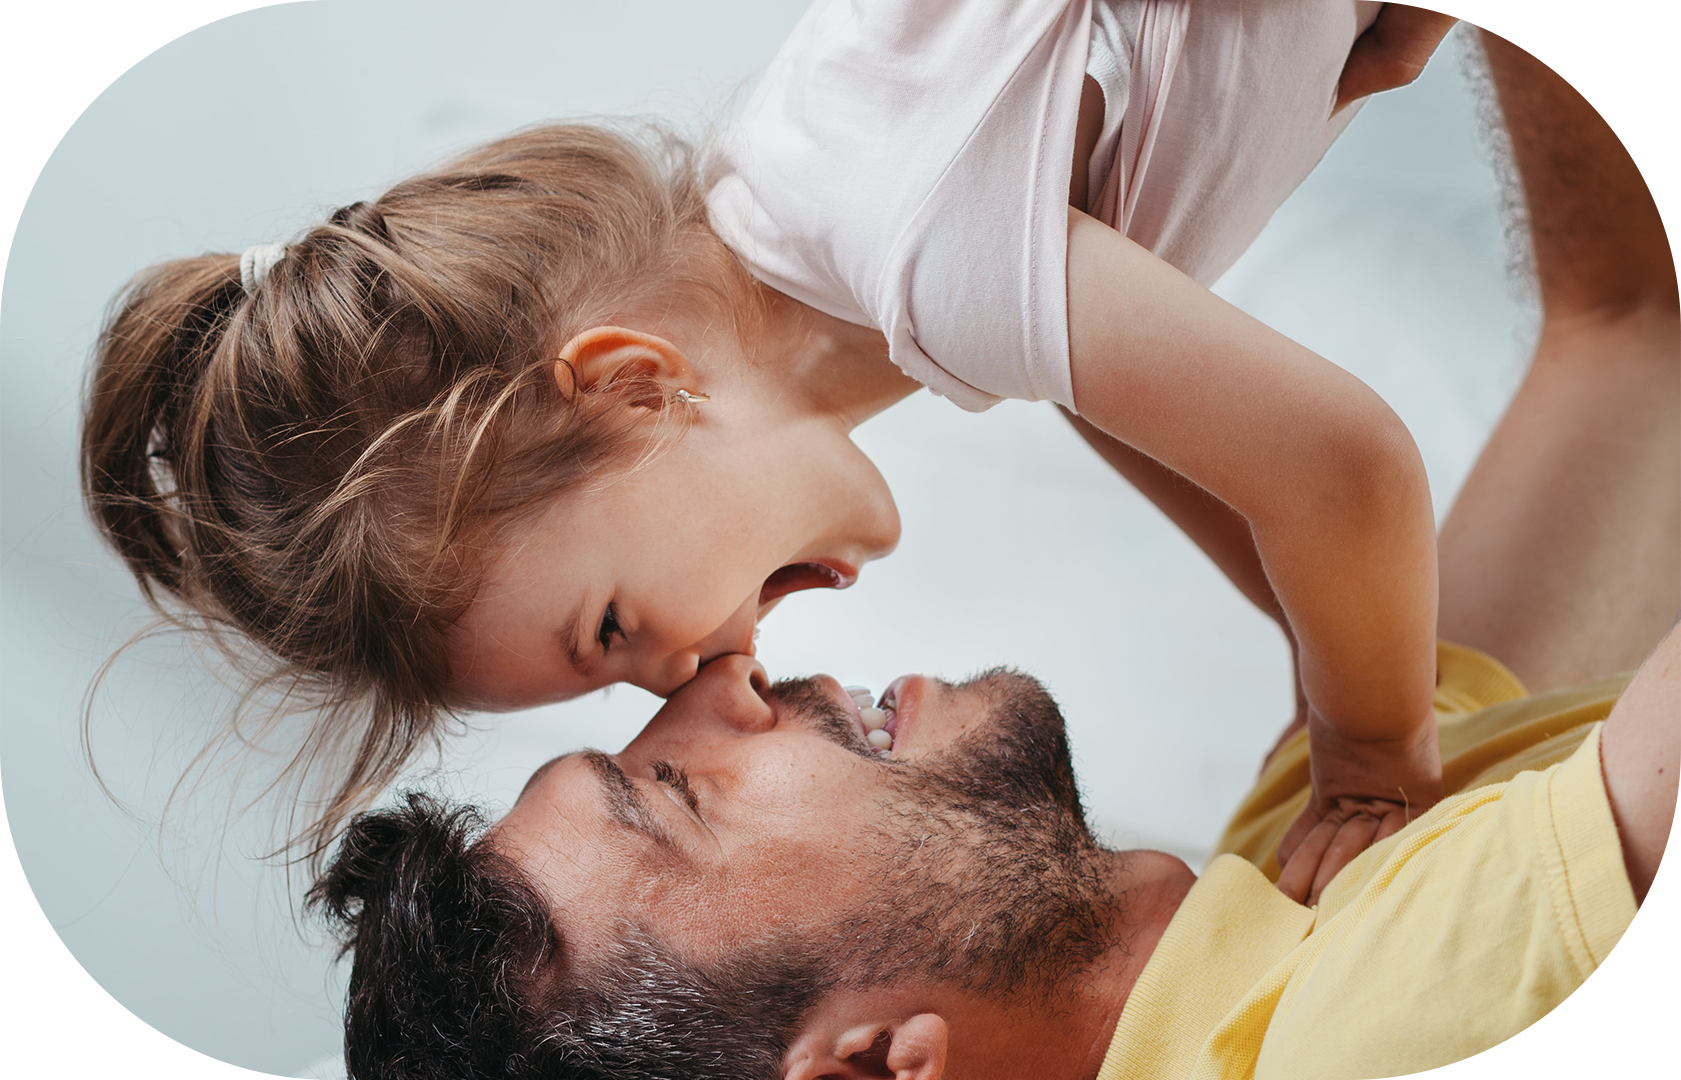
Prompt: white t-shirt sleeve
<box><xmin>707</xmin><ymin>0</ymin><xmax>1094</xmax><ymax>412</ymax></box>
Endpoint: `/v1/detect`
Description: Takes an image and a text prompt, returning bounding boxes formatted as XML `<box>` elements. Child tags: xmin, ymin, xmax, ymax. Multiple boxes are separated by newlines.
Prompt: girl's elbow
<box><xmin>1332</xmin><ymin>411</ymin><xmax>1432</xmax><ymax>519</ymax></box>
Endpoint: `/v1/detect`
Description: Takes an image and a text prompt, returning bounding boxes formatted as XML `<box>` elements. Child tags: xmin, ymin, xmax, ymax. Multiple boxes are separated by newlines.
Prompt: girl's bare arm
<box><xmin>1066</xmin><ymin>207</ymin><xmax>1441</xmax><ymax>900</ymax></box>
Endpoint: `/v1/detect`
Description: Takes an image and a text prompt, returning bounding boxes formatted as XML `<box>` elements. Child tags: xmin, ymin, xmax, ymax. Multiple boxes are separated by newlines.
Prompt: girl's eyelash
<box><xmin>597</xmin><ymin>602</ymin><xmax>622</xmax><ymax>652</ymax></box>
<box><xmin>650</xmin><ymin>760</ymin><xmax>700</xmax><ymax>814</ymax></box>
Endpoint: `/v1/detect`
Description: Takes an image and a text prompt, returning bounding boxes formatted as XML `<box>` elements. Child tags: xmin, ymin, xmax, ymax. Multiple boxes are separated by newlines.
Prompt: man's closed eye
<box><xmin>651</xmin><ymin>760</ymin><xmax>701</xmax><ymax>815</ymax></box>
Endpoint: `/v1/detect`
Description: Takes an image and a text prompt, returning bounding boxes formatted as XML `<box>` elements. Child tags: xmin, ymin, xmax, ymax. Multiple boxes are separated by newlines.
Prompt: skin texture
<box><xmin>1065</xmin><ymin>209</ymin><xmax>1442</xmax><ymax>904</ymax></box>
<box><xmin>1436</xmin><ymin>31</ymin><xmax>1680</xmax><ymax>692</ymax></box>
<box><xmin>1601</xmin><ymin>627</ymin><xmax>1680</xmax><ymax>904</ymax></box>
<box><xmin>1334</xmin><ymin>6</ymin><xmax>1460</xmax><ymax>113</ymax></box>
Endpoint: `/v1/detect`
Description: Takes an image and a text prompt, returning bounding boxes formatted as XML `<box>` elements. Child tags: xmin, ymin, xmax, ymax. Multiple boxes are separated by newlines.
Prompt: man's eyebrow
<box><xmin>580</xmin><ymin>751</ymin><xmax>680</xmax><ymax>853</ymax></box>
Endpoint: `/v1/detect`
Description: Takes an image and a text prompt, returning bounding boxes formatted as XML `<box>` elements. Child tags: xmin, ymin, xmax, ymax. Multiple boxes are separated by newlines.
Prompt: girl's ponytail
<box><xmin>82</xmin><ymin>254</ymin><xmax>244</xmax><ymax>603</ymax></box>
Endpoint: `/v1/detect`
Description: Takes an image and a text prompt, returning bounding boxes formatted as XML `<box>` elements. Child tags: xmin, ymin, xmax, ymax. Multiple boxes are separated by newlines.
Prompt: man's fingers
<box><xmin>1277</xmin><ymin>819</ymin><xmax>1338</xmax><ymax>903</ymax></box>
<box><xmin>1307</xmin><ymin>816</ymin><xmax>1382</xmax><ymax>906</ymax></box>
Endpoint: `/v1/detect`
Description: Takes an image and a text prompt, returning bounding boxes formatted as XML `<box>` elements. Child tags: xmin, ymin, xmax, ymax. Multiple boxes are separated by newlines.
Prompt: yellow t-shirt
<box><xmin>1098</xmin><ymin>643</ymin><xmax>1638</xmax><ymax>1080</ymax></box>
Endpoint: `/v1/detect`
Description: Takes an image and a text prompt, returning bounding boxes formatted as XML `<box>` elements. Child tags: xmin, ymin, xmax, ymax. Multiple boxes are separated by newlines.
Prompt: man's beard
<box><xmin>548</xmin><ymin>672</ymin><xmax>1126</xmax><ymax>1080</ymax></box>
<box><xmin>774</xmin><ymin>669</ymin><xmax>1124</xmax><ymax>1006</ymax></box>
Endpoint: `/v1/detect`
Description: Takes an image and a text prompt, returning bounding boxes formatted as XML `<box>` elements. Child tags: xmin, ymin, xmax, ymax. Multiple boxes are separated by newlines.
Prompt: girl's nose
<box><xmin>843</xmin><ymin>459</ymin><xmax>902</xmax><ymax>561</ymax></box>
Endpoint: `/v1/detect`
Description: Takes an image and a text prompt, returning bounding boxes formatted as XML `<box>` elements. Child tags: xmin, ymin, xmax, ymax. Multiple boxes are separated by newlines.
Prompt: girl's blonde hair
<box><xmin>80</xmin><ymin>122</ymin><xmax>760</xmax><ymax>866</ymax></box>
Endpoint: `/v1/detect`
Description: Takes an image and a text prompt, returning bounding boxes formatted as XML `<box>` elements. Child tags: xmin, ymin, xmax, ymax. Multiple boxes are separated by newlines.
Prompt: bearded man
<box><xmin>310</xmin><ymin>30</ymin><xmax>1678</xmax><ymax>1080</ymax></box>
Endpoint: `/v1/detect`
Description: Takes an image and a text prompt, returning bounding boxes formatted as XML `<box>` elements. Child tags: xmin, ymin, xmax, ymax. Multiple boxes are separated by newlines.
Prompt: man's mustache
<box><xmin>767</xmin><ymin>676</ymin><xmax>878</xmax><ymax>757</ymax></box>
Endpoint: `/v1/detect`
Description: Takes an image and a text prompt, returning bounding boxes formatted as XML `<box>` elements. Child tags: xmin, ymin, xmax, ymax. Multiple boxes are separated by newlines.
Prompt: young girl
<box><xmin>83</xmin><ymin>0</ymin><xmax>1453</xmax><ymax>898</ymax></box>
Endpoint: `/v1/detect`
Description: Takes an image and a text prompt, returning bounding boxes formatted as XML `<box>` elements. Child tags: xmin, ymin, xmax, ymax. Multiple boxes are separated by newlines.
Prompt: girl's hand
<box><xmin>1335</xmin><ymin>5</ymin><xmax>1459</xmax><ymax>113</ymax></box>
<box><xmin>1276</xmin><ymin>710</ymin><xmax>1443</xmax><ymax>906</ymax></box>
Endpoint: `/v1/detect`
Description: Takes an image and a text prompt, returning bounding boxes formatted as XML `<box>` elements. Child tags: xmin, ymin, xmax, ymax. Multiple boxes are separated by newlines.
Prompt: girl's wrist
<box><xmin>1304</xmin><ymin>707</ymin><xmax>1444</xmax><ymax>807</ymax></box>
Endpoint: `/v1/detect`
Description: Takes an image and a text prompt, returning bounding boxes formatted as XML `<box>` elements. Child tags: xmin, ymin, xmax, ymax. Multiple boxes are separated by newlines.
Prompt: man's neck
<box><xmin>946</xmin><ymin>849</ymin><xmax>1197</xmax><ymax>1080</ymax></box>
<box><xmin>1072</xmin><ymin>850</ymin><xmax>1198</xmax><ymax>1079</ymax></box>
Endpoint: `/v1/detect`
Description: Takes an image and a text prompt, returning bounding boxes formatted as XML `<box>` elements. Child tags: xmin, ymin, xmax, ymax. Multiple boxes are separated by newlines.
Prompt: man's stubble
<box><xmin>776</xmin><ymin>670</ymin><xmax>1128</xmax><ymax>1005</ymax></box>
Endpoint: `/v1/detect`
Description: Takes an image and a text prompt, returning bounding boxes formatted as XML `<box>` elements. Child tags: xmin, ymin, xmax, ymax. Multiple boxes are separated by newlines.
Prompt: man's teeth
<box><xmin>845</xmin><ymin>685</ymin><xmax>894</xmax><ymax>752</ymax></box>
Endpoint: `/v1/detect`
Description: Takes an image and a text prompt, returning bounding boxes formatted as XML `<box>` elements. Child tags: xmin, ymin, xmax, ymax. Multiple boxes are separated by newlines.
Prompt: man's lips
<box><xmin>880</xmin><ymin>675</ymin><xmax>925</xmax><ymax>747</ymax></box>
<box><xmin>824</xmin><ymin>675</ymin><xmax>865</xmax><ymax>727</ymax></box>
<box><xmin>816</xmin><ymin>675</ymin><xmax>901</xmax><ymax>752</ymax></box>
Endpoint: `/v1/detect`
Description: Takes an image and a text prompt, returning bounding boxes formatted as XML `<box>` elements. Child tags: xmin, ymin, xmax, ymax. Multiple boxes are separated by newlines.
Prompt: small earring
<box><xmin>675</xmin><ymin>389</ymin><xmax>710</xmax><ymax>405</ymax></box>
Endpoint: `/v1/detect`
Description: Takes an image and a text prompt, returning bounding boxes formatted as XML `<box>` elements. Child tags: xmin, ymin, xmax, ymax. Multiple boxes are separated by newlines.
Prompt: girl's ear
<box><xmin>555</xmin><ymin>326</ymin><xmax>696</xmax><ymax>397</ymax></box>
<box><xmin>782</xmin><ymin>1011</ymin><xmax>948</xmax><ymax>1080</ymax></box>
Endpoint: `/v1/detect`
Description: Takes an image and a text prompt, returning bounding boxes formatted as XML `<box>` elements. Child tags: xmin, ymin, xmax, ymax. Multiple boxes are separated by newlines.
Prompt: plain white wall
<box><xmin>1</xmin><ymin>3</ymin><xmax>1541</xmax><ymax>1074</ymax></box>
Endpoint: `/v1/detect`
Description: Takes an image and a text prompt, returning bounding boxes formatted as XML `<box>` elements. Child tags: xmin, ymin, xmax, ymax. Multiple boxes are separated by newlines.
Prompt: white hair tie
<box><xmin>239</xmin><ymin>242</ymin><xmax>289</xmax><ymax>295</ymax></box>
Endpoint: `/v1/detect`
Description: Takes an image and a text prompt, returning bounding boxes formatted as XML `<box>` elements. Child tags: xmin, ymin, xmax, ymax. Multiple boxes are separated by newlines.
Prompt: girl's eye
<box><xmin>651</xmin><ymin>760</ymin><xmax>701</xmax><ymax>814</ymax></box>
<box><xmin>597</xmin><ymin>602</ymin><xmax>623</xmax><ymax>652</ymax></box>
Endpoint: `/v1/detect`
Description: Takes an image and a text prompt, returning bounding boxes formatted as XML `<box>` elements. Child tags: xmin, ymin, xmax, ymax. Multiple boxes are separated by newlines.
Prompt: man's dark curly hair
<box><xmin>309</xmin><ymin>792</ymin><xmax>834</xmax><ymax>1080</ymax></box>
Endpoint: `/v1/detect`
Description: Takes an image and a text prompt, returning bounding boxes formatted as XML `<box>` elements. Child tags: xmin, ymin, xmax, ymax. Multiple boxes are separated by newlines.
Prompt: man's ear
<box><xmin>554</xmin><ymin>326</ymin><xmax>695</xmax><ymax>397</ymax></box>
<box><xmin>782</xmin><ymin>1011</ymin><xmax>948</xmax><ymax>1080</ymax></box>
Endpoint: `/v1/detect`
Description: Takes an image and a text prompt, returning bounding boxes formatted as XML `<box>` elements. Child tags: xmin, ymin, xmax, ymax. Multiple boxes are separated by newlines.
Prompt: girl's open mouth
<box><xmin>759</xmin><ymin>560</ymin><xmax>857</xmax><ymax>606</ymax></box>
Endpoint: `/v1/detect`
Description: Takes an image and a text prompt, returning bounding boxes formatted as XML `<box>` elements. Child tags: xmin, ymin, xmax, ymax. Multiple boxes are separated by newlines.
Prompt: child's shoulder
<box><xmin>709</xmin><ymin>0</ymin><xmax>1094</xmax><ymax>412</ymax></box>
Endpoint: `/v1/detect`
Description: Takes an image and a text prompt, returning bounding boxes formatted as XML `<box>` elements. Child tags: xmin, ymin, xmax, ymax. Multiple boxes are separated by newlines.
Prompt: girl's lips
<box><xmin>759</xmin><ymin>560</ymin><xmax>858</xmax><ymax>606</ymax></box>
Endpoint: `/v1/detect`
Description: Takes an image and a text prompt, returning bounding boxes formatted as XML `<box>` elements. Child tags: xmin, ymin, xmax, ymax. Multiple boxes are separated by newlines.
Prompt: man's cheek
<box><xmin>732</xmin><ymin>750</ymin><xmax>855</xmax><ymax>815</ymax></box>
<box><xmin>722</xmin><ymin>772</ymin><xmax>878</xmax><ymax>899</ymax></box>
<box><xmin>689</xmin><ymin>838</ymin><xmax>872</xmax><ymax>953</ymax></box>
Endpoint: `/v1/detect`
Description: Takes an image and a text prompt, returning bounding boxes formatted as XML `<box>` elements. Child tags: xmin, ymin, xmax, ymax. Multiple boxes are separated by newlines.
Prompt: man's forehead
<box><xmin>501</xmin><ymin>751</ymin><xmax>602</xmax><ymax>855</ymax></box>
<box><xmin>516</xmin><ymin>749</ymin><xmax>579</xmax><ymax>804</ymax></box>
<box><xmin>490</xmin><ymin>752</ymin><xmax>656</xmax><ymax>962</ymax></box>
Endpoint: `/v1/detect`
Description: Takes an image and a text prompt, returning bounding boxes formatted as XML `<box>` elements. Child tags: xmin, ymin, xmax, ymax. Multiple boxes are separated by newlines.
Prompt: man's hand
<box><xmin>1276</xmin><ymin>711</ymin><xmax>1443</xmax><ymax>905</ymax></box>
<box><xmin>1335</xmin><ymin>5</ymin><xmax>1459</xmax><ymax>113</ymax></box>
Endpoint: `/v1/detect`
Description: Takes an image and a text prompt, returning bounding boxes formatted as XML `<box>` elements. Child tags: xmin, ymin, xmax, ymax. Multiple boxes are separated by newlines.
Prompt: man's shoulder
<box><xmin>1110</xmin><ymin>731</ymin><xmax>1636</xmax><ymax>1080</ymax></box>
<box><xmin>1256</xmin><ymin>727</ymin><xmax>1636</xmax><ymax>1074</ymax></box>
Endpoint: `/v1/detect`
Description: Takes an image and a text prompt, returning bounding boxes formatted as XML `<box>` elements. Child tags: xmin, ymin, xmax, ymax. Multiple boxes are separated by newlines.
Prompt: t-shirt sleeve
<box><xmin>706</xmin><ymin>0</ymin><xmax>1094</xmax><ymax>413</ymax></box>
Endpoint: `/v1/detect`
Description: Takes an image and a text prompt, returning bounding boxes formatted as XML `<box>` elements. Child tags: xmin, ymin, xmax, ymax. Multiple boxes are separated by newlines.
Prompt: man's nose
<box><xmin>667</xmin><ymin>653</ymin><xmax>776</xmax><ymax>735</ymax></box>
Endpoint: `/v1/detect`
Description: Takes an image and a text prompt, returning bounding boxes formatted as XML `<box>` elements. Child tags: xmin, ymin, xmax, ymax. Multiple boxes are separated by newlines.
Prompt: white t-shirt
<box><xmin>707</xmin><ymin>0</ymin><xmax>1382</xmax><ymax>412</ymax></box>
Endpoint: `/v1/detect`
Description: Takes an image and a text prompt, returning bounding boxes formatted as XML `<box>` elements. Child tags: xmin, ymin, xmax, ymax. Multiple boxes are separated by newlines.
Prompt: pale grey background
<box><xmin>0</xmin><ymin>3</ymin><xmax>1529</xmax><ymax>1075</ymax></box>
